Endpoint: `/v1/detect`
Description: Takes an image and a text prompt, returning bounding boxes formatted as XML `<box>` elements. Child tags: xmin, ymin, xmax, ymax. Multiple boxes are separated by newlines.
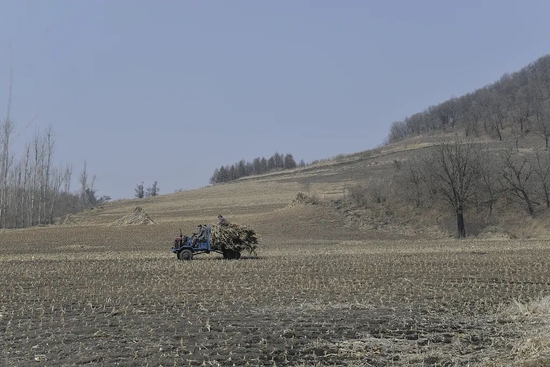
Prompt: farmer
<box><xmin>192</xmin><ymin>224</ymin><xmax>206</xmax><ymax>246</ymax></box>
<box><xmin>218</xmin><ymin>214</ymin><xmax>228</xmax><ymax>226</ymax></box>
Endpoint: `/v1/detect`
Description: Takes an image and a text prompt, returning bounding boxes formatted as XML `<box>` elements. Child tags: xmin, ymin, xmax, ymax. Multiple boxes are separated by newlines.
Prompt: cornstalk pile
<box><xmin>112</xmin><ymin>206</ymin><xmax>154</xmax><ymax>226</ymax></box>
<box><xmin>210</xmin><ymin>223</ymin><xmax>259</xmax><ymax>255</ymax></box>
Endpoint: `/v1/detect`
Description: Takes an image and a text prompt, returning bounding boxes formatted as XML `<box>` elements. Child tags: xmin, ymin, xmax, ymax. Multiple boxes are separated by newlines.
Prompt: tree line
<box><xmin>135</xmin><ymin>181</ymin><xmax>160</xmax><ymax>198</ymax></box>
<box><xmin>0</xmin><ymin>121</ymin><xmax>109</xmax><ymax>229</ymax></box>
<box><xmin>412</xmin><ymin>139</ymin><xmax>550</xmax><ymax>237</ymax></box>
<box><xmin>387</xmin><ymin>54</ymin><xmax>550</xmax><ymax>148</ymax></box>
<box><xmin>349</xmin><ymin>137</ymin><xmax>550</xmax><ymax>238</ymax></box>
<box><xmin>209</xmin><ymin>152</ymin><xmax>305</xmax><ymax>184</ymax></box>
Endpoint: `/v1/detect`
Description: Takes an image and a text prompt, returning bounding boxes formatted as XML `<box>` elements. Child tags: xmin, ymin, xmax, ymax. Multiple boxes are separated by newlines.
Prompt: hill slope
<box><xmin>46</xmin><ymin>125</ymin><xmax>550</xmax><ymax>242</ymax></box>
<box><xmin>19</xmin><ymin>56</ymin><xmax>550</xmax><ymax>239</ymax></box>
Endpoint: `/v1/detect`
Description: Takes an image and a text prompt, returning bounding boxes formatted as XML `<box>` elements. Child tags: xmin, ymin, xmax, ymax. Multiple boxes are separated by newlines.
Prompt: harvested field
<box><xmin>2</xmin><ymin>223</ymin><xmax>550</xmax><ymax>366</ymax></box>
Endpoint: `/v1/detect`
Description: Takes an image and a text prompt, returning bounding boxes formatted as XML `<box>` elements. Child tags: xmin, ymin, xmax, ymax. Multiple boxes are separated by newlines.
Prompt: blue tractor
<box><xmin>171</xmin><ymin>225</ymin><xmax>241</xmax><ymax>260</ymax></box>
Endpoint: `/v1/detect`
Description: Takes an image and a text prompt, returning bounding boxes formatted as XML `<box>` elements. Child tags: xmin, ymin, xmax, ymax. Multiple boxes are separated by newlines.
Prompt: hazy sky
<box><xmin>1</xmin><ymin>1</ymin><xmax>549</xmax><ymax>200</ymax></box>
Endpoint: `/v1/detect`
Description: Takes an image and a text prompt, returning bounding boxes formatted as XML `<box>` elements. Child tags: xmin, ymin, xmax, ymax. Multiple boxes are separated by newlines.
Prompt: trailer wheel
<box><xmin>234</xmin><ymin>251</ymin><xmax>241</xmax><ymax>260</ymax></box>
<box><xmin>178</xmin><ymin>249</ymin><xmax>193</xmax><ymax>261</ymax></box>
<box><xmin>223</xmin><ymin>249</ymin><xmax>235</xmax><ymax>260</ymax></box>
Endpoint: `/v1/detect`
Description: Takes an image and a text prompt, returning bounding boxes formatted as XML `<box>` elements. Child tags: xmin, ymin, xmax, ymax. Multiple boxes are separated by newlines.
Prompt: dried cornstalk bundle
<box><xmin>111</xmin><ymin>206</ymin><xmax>154</xmax><ymax>226</ymax></box>
<box><xmin>210</xmin><ymin>223</ymin><xmax>259</xmax><ymax>254</ymax></box>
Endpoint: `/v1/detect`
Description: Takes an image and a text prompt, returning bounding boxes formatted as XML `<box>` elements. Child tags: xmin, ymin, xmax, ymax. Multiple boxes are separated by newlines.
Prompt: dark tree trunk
<box><xmin>524</xmin><ymin>194</ymin><xmax>535</xmax><ymax>215</ymax></box>
<box><xmin>456</xmin><ymin>206</ymin><xmax>466</xmax><ymax>238</ymax></box>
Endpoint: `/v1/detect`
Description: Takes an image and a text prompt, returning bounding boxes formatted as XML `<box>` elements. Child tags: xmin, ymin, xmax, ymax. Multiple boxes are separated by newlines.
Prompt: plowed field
<box><xmin>2</xmin><ymin>226</ymin><xmax>549</xmax><ymax>366</ymax></box>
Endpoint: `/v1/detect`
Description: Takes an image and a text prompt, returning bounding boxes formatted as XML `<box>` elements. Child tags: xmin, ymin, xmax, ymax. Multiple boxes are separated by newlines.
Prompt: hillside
<box><xmin>44</xmin><ymin>126</ymin><xmax>550</xmax><ymax>242</ymax></box>
<box><xmin>50</xmin><ymin>136</ymin><xmax>426</xmax><ymax>239</ymax></box>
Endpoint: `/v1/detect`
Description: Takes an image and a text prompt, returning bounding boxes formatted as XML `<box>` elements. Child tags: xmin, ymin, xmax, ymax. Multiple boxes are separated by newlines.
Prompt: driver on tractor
<box><xmin>192</xmin><ymin>224</ymin><xmax>206</xmax><ymax>247</ymax></box>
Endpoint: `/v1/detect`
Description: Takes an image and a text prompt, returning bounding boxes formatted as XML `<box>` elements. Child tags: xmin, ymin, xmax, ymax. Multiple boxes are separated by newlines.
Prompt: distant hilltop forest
<box><xmin>387</xmin><ymin>54</ymin><xmax>550</xmax><ymax>146</ymax></box>
<box><xmin>209</xmin><ymin>152</ymin><xmax>306</xmax><ymax>184</ymax></box>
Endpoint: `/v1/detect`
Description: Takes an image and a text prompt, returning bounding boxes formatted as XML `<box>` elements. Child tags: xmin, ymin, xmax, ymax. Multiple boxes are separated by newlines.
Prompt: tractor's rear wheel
<box><xmin>178</xmin><ymin>249</ymin><xmax>193</xmax><ymax>261</ymax></box>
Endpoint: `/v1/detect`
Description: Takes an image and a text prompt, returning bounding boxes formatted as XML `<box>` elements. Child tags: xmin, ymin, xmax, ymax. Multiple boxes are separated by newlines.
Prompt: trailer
<box><xmin>171</xmin><ymin>225</ymin><xmax>241</xmax><ymax>260</ymax></box>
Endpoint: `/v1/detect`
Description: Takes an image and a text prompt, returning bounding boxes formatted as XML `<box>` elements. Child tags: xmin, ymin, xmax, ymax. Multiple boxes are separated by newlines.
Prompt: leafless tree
<box><xmin>421</xmin><ymin>138</ymin><xmax>480</xmax><ymax>238</ymax></box>
<box><xmin>484</xmin><ymin>93</ymin><xmax>508</xmax><ymax>141</ymax></box>
<box><xmin>475</xmin><ymin>147</ymin><xmax>502</xmax><ymax>216</ymax></box>
<box><xmin>533</xmin><ymin>149</ymin><xmax>550</xmax><ymax>208</ymax></box>
<box><xmin>463</xmin><ymin>98</ymin><xmax>483</xmax><ymax>137</ymax></box>
<box><xmin>532</xmin><ymin>86</ymin><xmax>550</xmax><ymax>149</ymax></box>
<box><xmin>78</xmin><ymin>161</ymin><xmax>98</xmax><ymax>207</ymax></box>
<box><xmin>387</xmin><ymin>120</ymin><xmax>409</xmax><ymax>143</ymax></box>
<box><xmin>509</xmin><ymin>85</ymin><xmax>534</xmax><ymax>139</ymax></box>
<box><xmin>0</xmin><ymin>118</ymin><xmax>14</xmax><ymax>228</ymax></box>
<box><xmin>529</xmin><ymin>55</ymin><xmax>550</xmax><ymax>98</ymax></box>
<box><xmin>406</xmin><ymin>160</ymin><xmax>426</xmax><ymax>208</ymax></box>
<box><xmin>0</xmin><ymin>52</ymin><xmax>14</xmax><ymax>228</ymax></box>
<box><xmin>500</xmin><ymin>150</ymin><xmax>537</xmax><ymax>215</ymax></box>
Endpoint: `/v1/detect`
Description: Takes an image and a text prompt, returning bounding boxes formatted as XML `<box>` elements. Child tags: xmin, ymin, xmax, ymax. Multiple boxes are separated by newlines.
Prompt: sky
<box><xmin>1</xmin><ymin>1</ymin><xmax>549</xmax><ymax>200</ymax></box>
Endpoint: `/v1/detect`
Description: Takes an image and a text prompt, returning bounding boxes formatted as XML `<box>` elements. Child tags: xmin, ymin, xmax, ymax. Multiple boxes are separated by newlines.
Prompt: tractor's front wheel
<box><xmin>178</xmin><ymin>249</ymin><xmax>193</xmax><ymax>261</ymax></box>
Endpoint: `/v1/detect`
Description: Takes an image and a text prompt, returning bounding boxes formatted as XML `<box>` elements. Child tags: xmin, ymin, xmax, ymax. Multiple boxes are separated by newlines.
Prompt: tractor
<box><xmin>171</xmin><ymin>225</ymin><xmax>242</xmax><ymax>260</ymax></box>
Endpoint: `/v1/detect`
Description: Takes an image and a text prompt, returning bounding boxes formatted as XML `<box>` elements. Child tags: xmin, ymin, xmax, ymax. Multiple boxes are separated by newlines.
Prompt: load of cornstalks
<box><xmin>210</xmin><ymin>223</ymin><xmax>259</xmax><ymax>255</ymax></box>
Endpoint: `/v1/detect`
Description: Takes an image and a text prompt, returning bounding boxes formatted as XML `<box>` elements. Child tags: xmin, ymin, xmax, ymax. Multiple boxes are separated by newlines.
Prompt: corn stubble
<box><xmin>1</xmin><ymin>228</ymin><xmax>550</xmax><ymax>366</ymax></box>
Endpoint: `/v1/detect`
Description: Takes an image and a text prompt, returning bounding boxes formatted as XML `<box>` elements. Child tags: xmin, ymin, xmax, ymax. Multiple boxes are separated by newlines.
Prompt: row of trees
<box><xmin>349</xmin><ymin>138</ymin><xmax>550</xmax><ymax>238</ymax></box>
<box><xmin>1</xmin><ymin>121</ymin><xmax>70</xmax><ymax>228</ymax></box>
<box><xmin>0</xmin><ymin>120</ymin><xmax>108</xmax><ymax>228</ymax></box>
<box><xmin>397</xmin><ymin>139</ymin><xmax>550</xmax><ymax>237</ymax></box>
<box><xmin>387</xmin><ymin>54</ymin><xmax>550</xmax><ymax>147</ymax></box>
<box><xmin>135</xmin><ymin>181</ymin><xmax>160</xmax><ymax>198</ymax></box>
<box><xmin>210</xmin><ymin>152</ymin><xmax>305</xmax><ymax>184</ymax></box>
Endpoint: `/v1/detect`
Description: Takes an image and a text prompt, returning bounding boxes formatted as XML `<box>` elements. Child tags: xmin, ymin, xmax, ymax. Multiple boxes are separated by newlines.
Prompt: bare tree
<box><xmin>500</xmin><ymin>150</ymin><xmax>537</xmax><ymax>215</ymax></box>
<box><xmin>78</xmin><ymin>161</ymin><xmax>97</xmax><ymax>207</ymax></box>
<box><xmin>0</xmin><ymin>53</ymin><xmax>14</xmax><ymax>228</ymax></box>
<box><xmin>421</xmin><ymin>138</ymin><xmax>480</xmax><ymax>238</ymax></box>
<box><xmin>405</xmin><ymin>160</ymin><xmax>426</xmax><ymax>208</ymax></box>
<box><xmin>486</xmin><ymin>95</ymin><xmax>507</xmax><ymax>141</ymax></box>
<box><xmin>0</xmin><ymin>117</ymin><xmax>14</xmax><ymax>228</ymax></box>
<box><xmin>47</xmin><ymin>164</ymin><xmax>72</xmax><ymax>223</ymax></box>
<box><xmin>509</xmin><ymin>85</ymin><xmax>534</xmax><ymax>138</ymax></box>
<box><xmin>464</xmin><ymin>98</ymin><xmax>483</xmax><ymax>138</ymax></box>
<box><xmin>533</xmin><ymin>88</ymin><xmax>550</xmax><ymax>149</ymax></box>
<box><xmin>533</xmin><ymin>149</ymin><xmax>550</xmax><ymax>208</ymax></box>
<box><xmin>435</xmin><ymin>97</ymin><xmax>460</xmax><ymax>130</ymax></box>
<box><xmin>475</xmin><ymin>147</ymin><xmax>502</xmax><ymax>216</ymax></box>
<box><xmin>79</xmin><ymin>160</ymin><xmax>88</xmax><ymax>204</ymax></box>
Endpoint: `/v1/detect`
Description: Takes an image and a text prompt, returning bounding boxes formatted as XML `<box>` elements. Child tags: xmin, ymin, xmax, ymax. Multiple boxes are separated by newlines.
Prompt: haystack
<box><xmin>291</xmin><ymin>192</ymin><xmax>319</xmax><ymax>206</ymax></box>
<box><xmin>211</xmin><ymin>223</ymin><xmax>259</xmax><ymax>255</ymax></box>
<box><xmin>112</xmin><ymin>206</ymin><xmax>154</xmax><ymax>226</ymax></box>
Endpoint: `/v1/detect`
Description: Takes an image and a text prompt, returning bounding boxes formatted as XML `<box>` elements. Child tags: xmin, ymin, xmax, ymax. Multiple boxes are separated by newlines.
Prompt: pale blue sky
<box><xmin>1</xmin><ymin>1</ymin><xmax>549</xmax><ymax>199</ymax></box>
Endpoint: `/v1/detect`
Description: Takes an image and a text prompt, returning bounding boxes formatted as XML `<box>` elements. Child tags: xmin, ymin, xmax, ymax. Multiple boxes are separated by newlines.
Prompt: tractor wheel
<box><xmin>178</xmin><ymin>249</ymin><xmax>193</xmax><ymax>261</ymax></box>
